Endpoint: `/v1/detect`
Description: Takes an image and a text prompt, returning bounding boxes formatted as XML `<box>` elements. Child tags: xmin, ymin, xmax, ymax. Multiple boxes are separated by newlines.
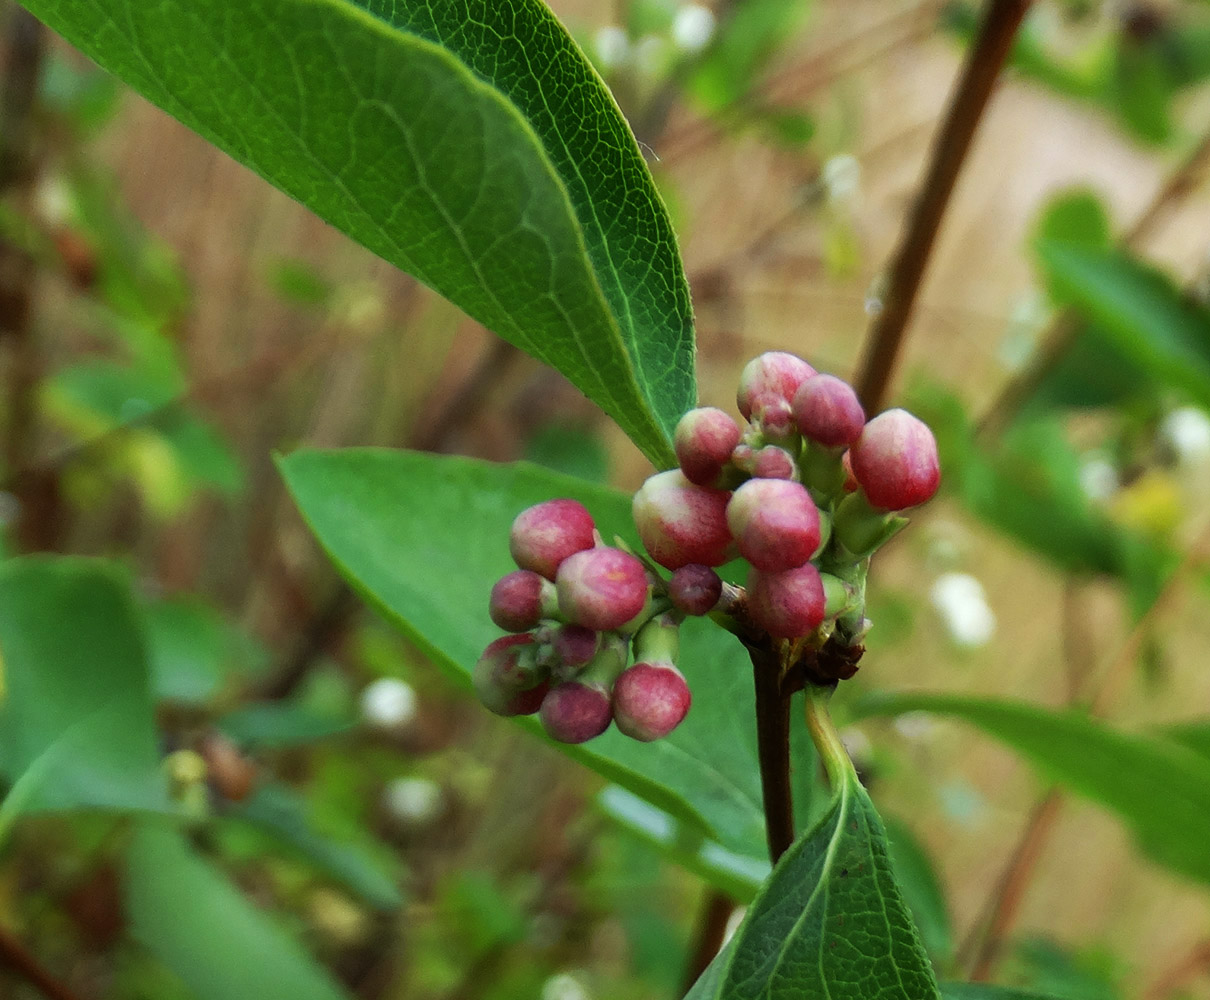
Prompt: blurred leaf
<box><xmin>46</xmin><ymin>360</ymin><xmax>183</xmax><ymax>433</ymax></box>
<box><xmin>267</xmin><ymin>258</ymin><xmax>334</xmax><ymax>308</ymax></box>
<box><xmin>40</xmin><ymin>47</ymin><xmax>121</xmax><ymax>131</ymax></box>
<box><xmin>1159</xmin><ymin>718</ymin><xmax>1210</xmax><ymax>760</ymax></box>
<box><xmin>0</xmin><ymin>557</ymin><xmax>168</xmax><ymax>815</ymax></box>
<box><xmin>1036</xmin><ymin>243</ymin><xmax>1210</xmax><ymax>408</ymax></box>
<box><xmin>154</xmin><ymin>408</ymin><xmax>244</xmax><ymax>496</ymax></box>
<box><xmin>753</xmin><ymin>106</ymin><xmax>816</xmax><ymax>149</ymax></box>
<box><xmin>1007</xmin><ymin>937</ymin><xmax>1123</xmax><ymax>1000</ymax></box>
<box><xmin>126</xmin><ymin>823</ymin><xmax>351</xmax><ymax>1000</ymax></box>
<box><xmin>1108</xmin><ymin>39</ymin><xmax>1173</xmax><ymax>144</ymax></box>
<box><xmin>686</xmin><ymin>762</ymin><xmax>938</xmax><ymax>1000</ymax></box>
<box><xmin>143</xmin><ymin>596</ymin><xmax>251</xmax><ymax>704</ymax></box>
<box><xmin>854</xmin><ymin>692</ymin><xmax>1210</xmax><ymax>887</ymax></box>
<box><xmin>883</xmin><ymin>815</ymin><xmax>953</xmax><ymax>966</ymax></box>
<box><xmin>219</xmin><ymin>703</ymin><xmax>356</xmax><ymax>750</ymax></box>
<box><xmin>524</xmin><ymin>424</ymin><xmax>610</xmax><ymax>484</ymax></box>
<box><xmin>27</xmin><ymin>0</ymin><xmax>696</xmax><ymax>466</ymax></box>
<box><xmin>280</xmin><ymin>449</ymin><xmax>819</xmax><ymax>859</ymax></box>
<box><xmin>228</xmin><ymin>783</ymin><xmax>402</xmax><ymax>910</ymax></box>
<box><xmin>941</xmin><ymin>987</ymin><xmax>1068</xmax><ymax>1000</ymax></box>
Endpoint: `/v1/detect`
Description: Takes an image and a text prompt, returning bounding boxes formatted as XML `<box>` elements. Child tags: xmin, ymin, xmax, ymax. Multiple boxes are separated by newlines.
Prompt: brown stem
<box><xmin>748</xmin><ymin>642</ymin><xmax>794</xmax><ymax>864</ymax></box>
<box><xmin>852</xmin><ymin>0</ymin><xmax>1031</xmax><ymax>414</ymax></box>
<box><xmin>1143</xmin><ymin>939</ymin><xmax>1210</xmax><ymax>1000</ymax></box>
<box><xmin>679</xmin><ymin>889</ymin><xmax>735</xmax><ymax>995</ymax></box>
<box><xmin>977</xmin><ymin>128</ymin><xmax>1210</xmax><ymax>438</ymax></box>
<box><xmin>0</xmin><ymin>923</ymin><xmax>86</xmax><ymax>1000</ymax></box>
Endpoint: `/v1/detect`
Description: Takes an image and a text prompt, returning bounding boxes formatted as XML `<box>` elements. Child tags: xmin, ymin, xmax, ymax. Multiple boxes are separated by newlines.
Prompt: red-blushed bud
<box><xmin>473</xmin><ymin>634</ymin><xmax>550</xmax><ymax>716</ymax></box>
<box><xmin>849</xmin><ymin>408</ymin><xmax>940</xmax><ymax>510</ymax></box>
<box><xmin>540</xmin><ymin>681</ymin><xmax>613</xmax><ymax>743</ymax></box>
<box><xmin>675</xmin><ymin>407</ymin><xmax>742</xmax><ymax>486</ymax></box>
<box><xmin>551</xmin><ymin>624</ymin><xmax>601</xmax><ymax>669</ymax></box>
<box><xmin>793</xmin><ymin>374</ymin><xmax>865</xmax><ymax>447</ymax></box>
<box><xmin>668</xmin><ymin>564</ymin><xmax>723</xmax><ymax>616</ymax></box>
<box><xmin>633</xmin><ymin>469</ymin><xmax>734</xmax><ymax>570</ymax></box>
<box><xmin>747</xmin><ymin>563</ymin><xmax>826</xmax><ymax>638</ymax></box>
<box><xmin>489</xmin><ymin>570</ymin><xmax>555</xmax><ymax>632</ymax></box>
<box><xmin>556</xmin><ymin>547</ymin><xmax>648</xmax><ymax>630</ymax></box>
<box><xmin>726</xmin><ymin>479</ymin><xmax>820</xmax><ymax>572</ymax></box>
<box><xmin>736</xmin><ymin>352</ymin><xmax>816</xmax><ymax>420</ymax></box>
<box><xmin>509</xmin><ymin>499</ymin><xmax>596</xmax><ymax>580</ymax></box>
<box><xmin>612</xmin><ymin>661</ymin><xmax>691</xmax><ymax>741</ymax></box>
<box><xmin>751</xmin><ymin>445</ymin><xmax>796</xmax><ymax>480</ymax></box>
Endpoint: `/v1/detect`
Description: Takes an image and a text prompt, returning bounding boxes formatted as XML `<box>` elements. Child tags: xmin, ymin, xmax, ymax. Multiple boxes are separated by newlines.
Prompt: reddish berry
<box><xmin>793</xmin><ymin>374</ymin><xmax>865</xmax><ymax>447</ymax></box>
<box><xmin>612</xmin><ymin>661</ymin><xmax>691</xmax><ymax>741</ymax></box>
<box><xmin>668</xmin><ymin>564</ymin><xmax>723</xmax><ymax>616</ymax></box>
<box><xmin>540</xmin><ymin>681</ymin><xmax>613</xmax><ymax>743</ymax></box>
<box><xmin>675</xmin><ymin>407</ymin><xmax>742</xmax><ymax>486</ymax></box>
<box><xmin>633</xmin><ymin>470</ymin><xmax>734</xmax><ymax>570</ymax></box>
<box><xmin>747</xmin><ymin>563</ymin><xmax>826</xmax><ymax>638</ymax></box>
<box><xmin>751</xmin><ymin>445</ymin><xmax>796</xmax><ymax>480</ymax></box>
<box><xmin>726</xmin><ymin>479</ymin><xmax>820</xmax><ymax>572</ymax></box>
<box><xmin>473</xmin><ymin>634</ymin><xmax>549</xmax><ymax>716</ymax></box>
<box><xmin>510</xmin><ymin>499</ymin><xmax>596</xmax><ymax>580</ymax></box>
<box><xmin>556</xmin><ymin>547</ymin><xmax>648</xmax><ymax>630</ymax></box>
<box><xmin>489</xmin><ymin>570</ymin><xmax>553</xmax><ymax>632</ymax></box>
<box><xmin>551</xmin><ymin>624</ymin><xmax>601</xmax><ymax>669</ymax></box>
<box><xmin>849</xmin><ymin>409</ymin><xmax>940</xmax><ymax>510</ymax></box>
<box><xmin>736</xmin><ymin>352</ymin><xmax>816</xmax><ymax>420</ymax></box>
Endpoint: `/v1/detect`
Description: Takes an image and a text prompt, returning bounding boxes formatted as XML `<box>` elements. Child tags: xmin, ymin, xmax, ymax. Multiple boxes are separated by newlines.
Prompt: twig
<box><xmin>747</xmin><ymin>642</ymin><xmax>795</xmax><ymax>863</ymax></box>
<box><xmin>977</xmin><ymin>128</ymin><xmax>1210</xmax><ymax>438</ymax></box>
<box><xmin>852</xmin><ymin>0</ymin><xmax>1032</xmax><ymax>414</ymax></box>
<box><xmin>1143</xmin><ymin>939</ymin><xmax>1210</xmax><ymax>1000</ymax></box>
<box><xmin>679</xmin><ymin>889</ymin><xmax>735</xmax><ymax>995</ymax></box>
<box><xmin>0</xmin><ymin>922</ymin><xmax>85</xmax><ymax>1000</ymax></box>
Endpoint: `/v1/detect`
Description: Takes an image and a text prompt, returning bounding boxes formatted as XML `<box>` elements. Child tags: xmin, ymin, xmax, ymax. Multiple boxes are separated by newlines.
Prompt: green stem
<box><xmin>803</xmin><ymin>682</ymin><xmax>852</xmax><ymax>790</ymax></box>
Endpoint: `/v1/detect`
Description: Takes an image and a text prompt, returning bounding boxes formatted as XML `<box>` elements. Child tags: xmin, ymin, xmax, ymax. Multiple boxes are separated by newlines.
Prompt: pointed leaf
<box><xmin>22</xmin><ymin>0</ymin><xmax>695</xmax><ymax>464</ymax></box>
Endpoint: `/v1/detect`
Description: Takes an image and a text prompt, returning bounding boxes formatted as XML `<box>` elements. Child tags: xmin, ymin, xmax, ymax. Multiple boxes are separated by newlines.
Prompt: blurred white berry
<box><xmin>0</xmin><ymin>491</ymin><xmax>19</xmax><ymax>526</ymax></box>
<box><xmin>542</xmin><ymin>972</ymin><xmax>590</xmax><ymax>1000</ymax></box>
<box><xmin>930</xmin><ymin>572</ymin><xmax>996</xmax><ymax>648</ymax></box>
<box><xmin>34</xmin><ymin>174</ymin><xmax>71</xmax><ymax>227</ymax></box>
<box><xmin>1161</xmin><ymin>406</ymin><xmax>1210</xmax><ymax>468</ymax></box>
<box><xmin>634</xmin><ymin>33</ymin><xmax>669</xmax><ymax>77</ymax></box>
<box><xmin>672</xmin><ymin>4</ymin><xmax>716</xmax><ymax>53</ymax></box>
<box><xmin>822</xmin><ymin>153</ymin><xmax>861</xmax><ymax>204</ymax></box>
<box><xmin>360</xmin><ymin>677</ymin><xmax>418</xmax><ymax>729</ymax></box>
<box><xmin>893</xmin><ymin>711</ymin><xmax>936</xmax><ymax>742</ymax></box>
<box><xmin>593</xmin><ymin>25</ymin><xmax>631</xmax><ymax>70</ymax></box>
<box><xmin>1078</xmin><ymin>454</ymin><xmax>1119</xmax><ymax>503</ymax></box>
<box><xmin>383</xmin><ymin>777</ymin><xmax>442</xmax><ymax>824</ymax></box>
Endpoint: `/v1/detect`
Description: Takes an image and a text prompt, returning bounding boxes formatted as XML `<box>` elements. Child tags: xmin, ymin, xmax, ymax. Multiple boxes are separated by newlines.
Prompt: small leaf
<box><xmin>126</xmin><ymin>823</ymin><xmax>352</xmax><ymax>1000</ymax></box>
<box><xmin>24</xmin><ymin>0</ymin><xmax>696</xmax><ymax>465</ymax></box>
<box><xmin>219</xmin><ymin>703</ymin><xmax>356</xmax><ymax>750</ymax></box>
<box><xmin>0</xmin><ymin>557</ymin><xmax>168</xmax><ymax>815</ymax></box>
<box><xmin>686</xmin><ymin>767</ymin><xmax>939</xmax><ymax>1000</ymax></box>
<box><xmin>143</xmin><ymin>596</ymin><xmax>254</xmax><ymax>704</ymax></box>
<box><xmin>854</xmin><ymin>692</ymin><xmax>1210</xmax><ymax>886</ymax></box>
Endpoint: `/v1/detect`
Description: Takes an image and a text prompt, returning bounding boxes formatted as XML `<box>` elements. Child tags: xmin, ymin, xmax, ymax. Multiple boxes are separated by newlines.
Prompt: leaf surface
<box><xmin>22</xmin><ymin>0</ymin><xmax>696</xmax><ymax>464</ymax></box>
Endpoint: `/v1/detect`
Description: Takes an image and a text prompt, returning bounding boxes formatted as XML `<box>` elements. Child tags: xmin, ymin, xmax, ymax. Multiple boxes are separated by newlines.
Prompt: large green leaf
<box><xmin>22</xmin><ymin>0</ymin><xmax>695</xmax><ymax>465</ymax></box>
<box><xmin>0</xmin><ymin>557</ymin><xmax>168</xmax><ymax>815</ymax></box>
<box><xmin>280</xmin><ymin>448</ymin><xmax>816</xmax><ymax>858</ymax></box>
<box><xmin>853</xmin><ymin>692</ymin><xmax>1210</xmax><ymax>886</ymax></box>
<box><xmin>126</xmin><ymin>823</ymin><xmax>351</xmax><ymax>1000</ymax></box>
<box><xmin>685</xmin><ymin>765</ymin><xmax>939</xmax><ymax>1000</ymax></box>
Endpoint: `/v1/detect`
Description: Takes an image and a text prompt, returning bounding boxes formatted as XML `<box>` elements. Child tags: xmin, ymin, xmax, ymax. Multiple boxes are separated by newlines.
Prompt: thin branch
<box><xmin>0</xmin><ymin>923</ymin><xmax>85</xmax><ymax>1000</ymax></box>
<box><xmin>852</xmin><ymin>0</ymin><xmax>1032</xmax><ymax>414</ymax></box>
<box><xmin>679</xmin><ymin>889</ymin><xmax>735</xmax><ymax>995</ymax></box>
<box><xmin>748</xmin><ymin>642</ymin><xmax>794</xmax><ymax>863</ymax></box>
<box><xmin>1143</xmin><ymin>939</ymin><xmax>1210</xmax><ymax>1000</ymax></box>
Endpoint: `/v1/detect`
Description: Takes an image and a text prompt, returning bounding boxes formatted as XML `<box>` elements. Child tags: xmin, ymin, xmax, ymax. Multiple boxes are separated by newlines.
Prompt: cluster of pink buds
<box><xmin>477</xmin><ymin>351</ymin><xmax>940</xmax><ymax>745</ymax></box>
<box><xmin>476</xmin><ymin>498</ymin><xmax>695</xmax><ymax>744</ymax></box>
<box><xmin>635</xmin><ymin>351</ymin><xmax>939</xmax><ymax>643</ymax></box>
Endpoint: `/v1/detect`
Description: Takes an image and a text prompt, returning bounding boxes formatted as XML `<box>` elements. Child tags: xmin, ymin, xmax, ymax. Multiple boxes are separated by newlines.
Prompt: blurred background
<box><xmin>3</xmin><ymin>0</ymin><xmax>1210</xmax><ymax>996</ymax></box>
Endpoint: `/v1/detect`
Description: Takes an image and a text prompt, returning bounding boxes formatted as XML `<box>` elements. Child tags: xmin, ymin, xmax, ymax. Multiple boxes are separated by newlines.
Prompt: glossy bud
<box><xmin>675</xmin><ymin>407</ymin><xmax>742</xmax><ymax>486</ymax></box>
<box><xmin>792</xmin><ymin>374</ymin><xmax>865</xmax><ymax>447</ymax></box>
<box><xmin>556</xmin><ymin>547</ymin><xmax>648</xmax><ymax>631</ymax></box>
<box><xmin>540</xmin><ymin>681</ymin><xmax>613</xmax><ymax>743</ymax></box>
<box><xmin>612</xmin><ymin>661</ymin><xmax>691</xmax><ymax>741</ymax></box>
<box><xmin>726</xmin><ymin>478</ymin><xmax>820</xmax><ymax>572</ymax></box>
<box><xmin>489</xmin><ymin>570</ymin><xmax>555</xmax><ymax>632</ymax></box>
<box><xmin>510</xmin><ymin>498</ymin><xmax>597</xmax><ymax>580</ymax></box>
<box><xmin>633</xmin><ymin>469</ymin><xmax>734</xmax><ymax>569</ymax></box>
<box><xmin>849</xmin><ymin>409</ymin><xmax>940</xmax><ymax>510</ymax></box>
<box><xmin>747</xmin><ymin>563</ymin><xmax>826</xmax><ymax>638</ymax></box>
<box><xmin>668</xmin><ymin>564</ymin><xmax>723</xmax><ymax>616</ymax></box>
<box><xmin>473</xmin><ymin>635</ymin><xmax>549</xmax><ymax>716</ymax></box>
<box><xmin>736</xmin><ymin>352</ymin><xmax>816</xmax><ymax>420</ymax></box>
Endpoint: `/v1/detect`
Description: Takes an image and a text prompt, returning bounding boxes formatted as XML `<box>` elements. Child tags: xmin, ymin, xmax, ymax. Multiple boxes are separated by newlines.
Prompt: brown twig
<box><xmin>0</xmin><ymin>923</ymin><xmax>85</xmax><ymax>1000</ymax></box>
<box><xmin>747</xmin><ymin>642</ymin><xmax>795</xmax><ymax>864</ymax></box>
<box><xmin>679</xmin><ymin>889</ymin><xmax>735</xmax><ymax>995</ymax></box>
<box><xmin>1143</xmin><ymin>939</ymin><xmax>1210</xmax><ymax>1000</ymax></box>
<box><xmin>852</xmin><ymin>0</ymin><xmax>1032</xmax><ymax>414</ymax></box>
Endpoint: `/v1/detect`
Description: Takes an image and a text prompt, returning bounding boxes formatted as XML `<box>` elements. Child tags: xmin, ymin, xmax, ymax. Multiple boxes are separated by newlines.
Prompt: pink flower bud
<box><xmin>726</xmin><ymin>479</ymin><xmax>820</xmax><ymax>572</ymax></box>
<box><xmin>668</xmin><ymin>564</ymin><xmax>723</xmax><ymax>616</ymax></box>
<box><xmin>736</xmin><ymin>352</ymin><xmax>816</xmax><ymax>420</ymax></box>
<box><xmin>792</xmin><ymin>374</ymin><xmax>865</xmax><ymax>447</ymax></box>
<box><xmin>675</xmin><ymin>407</ymin><xmax>742</xmax><ymax>486</ymax></box>
<box><xmin>612</xmin><ymin>661</ymin><xmax>691</xmax><ymax>741</ymax></box>
<box><xmin>509</xmin><ymin>499</ymin><xmax>597</xmax><ymax>580</ymax></box>
<box><xmin>633</xmin><ymin>469</ymin><xmax>734</xmax><ymax>570</ymax></box>
<box><xmin>747</xmin><ymin>563</ymin><xmax>826</xmax><ymax>638</ymax></box>
<box><xmin>750</xmin><ymin>445</ymin><xmax>797</xmax><ymax>480</ymax></box>
<box><xmin>540</xmin><ymin>681</ymin><xmax>613</xmax><ymax>743</ymax></box>
<box><xmin>551</xmin><ymin>624</ymin><xmax>601</xmax><ymax>669</ymax></box>
<box><xmin>849</xmin><ymin>409</ymin><xmax>940</xmax><ymax>510</ymax></box>
<box><xmin>473</xmin><ymin>634</ymin><xmax>550</xmax><ymax>716</ymax></box>
<box><xmin>489</xmin><ymin>570</ymin><xmax>554</xmax><ymax>632</ymax></box>
<box><xmin>556</xmin><ymin>547</ymin><xmax>648</xmax><ymax>631</ymax></box>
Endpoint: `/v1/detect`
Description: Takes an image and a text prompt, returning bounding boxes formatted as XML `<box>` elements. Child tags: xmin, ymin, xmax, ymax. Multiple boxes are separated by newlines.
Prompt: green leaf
<box><xmin>884</xmin><ymin>814</ymin><xmax>953</xmax><ymax>966</ymax></box>
<box><xmin>143</xmin><ymin>596</ymin><xmax>255</xmax><ymax>704</ymax></box>
<box><xmin>0</xmin><ymin>557</ymin><xmax>168</xmax><ymax>815</ymax></box>
<box><xmin>940</xmin><ymin>986</ymin><xmax>1067</xmax><ymax>1000</ymax></box>
<box><xmin>1161</xmin><ymin>718</ymin><xmax>1210</xmax><ymax>760</ymax></box>
<box><xmin>227</xmin><ymin>782</ymin><xmax>403</xmax><ymax>910</ymax></box>
<box><xmin>853</xmin><ymin>692</ymin><xmax>1210</xmax><ymax>886</ymax></box>
<box><xmin>1035</xmin><ymin>242</ymin><xmax>1210</xmax><ymax>409</ymax></box>
<box><xmin>24</xmin><ymin>0</ymin><xmax>695</xmax><ymax>465</ymax></box>
<box><xmin>686</xmin><ymin>767</ymin><xmax>939</xmax><ymax>1000</ymax></box>
<box><xmin>219</xmin><ymin>703</ymin><xmax>356</xmax><ymax>750</ymax></box>
<box><xmin>280</xmin><ymin>448</ymin><xmax>812</xmax><ymax>858</ymax></box>
<box><xmin>126</xmin><ymin>823</ymin><xmax>352</xmax><ymax>1000</ymax></box>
